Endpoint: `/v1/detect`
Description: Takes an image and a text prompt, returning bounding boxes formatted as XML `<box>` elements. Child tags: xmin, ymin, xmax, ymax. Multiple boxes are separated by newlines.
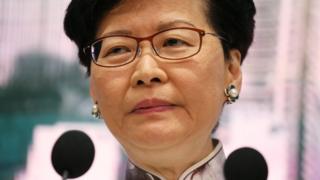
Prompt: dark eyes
<box><xmin>105</xmin><ymin>46</ymin><xmax>131</xmax><ymax>57</ymax></box>
<box><xmin>163</xmin><ymin>38</ymin><xmax>189</xmax><ymax>47</ymax></box>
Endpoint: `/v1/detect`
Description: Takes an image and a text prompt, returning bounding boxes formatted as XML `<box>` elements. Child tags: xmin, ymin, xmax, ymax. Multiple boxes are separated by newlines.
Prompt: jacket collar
<box><xmin>125</xmin><ymin>139</ymin><xmax>226</xmax><ymax>180</ymax></box>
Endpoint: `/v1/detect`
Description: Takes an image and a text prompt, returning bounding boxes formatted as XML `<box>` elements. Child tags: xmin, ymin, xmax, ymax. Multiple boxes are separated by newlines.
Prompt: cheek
<box><xmin>94</xmin><ymin>77</ymin><xmax>121</xmax><ymax>101</ymax></box>
<box><xmin>175</xmin><ymin>54</ymin><xmax>226</xmax><ymax>99</ymax></box>
<box><xmin>198</xmin><ymin>55</ymin><xmax>227</xmax><ymax>107</ymax></box>
<box><xmin>172</xmin><ymin>55</ymin><xmax>226</xmax><ymax>128</ymax></box>
<box><xmin>91</xmin><ymin>71</ymin><xmax>130</xmax><ymax>122</ymax></box>
<box><xmin>184</xmin><ymin>70</ymin><xmax>225</xmax><ymax>117</ymax></box>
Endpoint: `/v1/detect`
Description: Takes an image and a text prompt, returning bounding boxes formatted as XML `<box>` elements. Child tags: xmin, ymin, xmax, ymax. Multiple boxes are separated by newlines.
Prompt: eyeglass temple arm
<box><xmin>206</xmin><ymin>32</ymin><xmax>229</xmax><ymax>43</ymax></box>
<box><xmin>82</xmin><ymin>46</ymin><xmax>91</xmax><ymax>55</ymax></box>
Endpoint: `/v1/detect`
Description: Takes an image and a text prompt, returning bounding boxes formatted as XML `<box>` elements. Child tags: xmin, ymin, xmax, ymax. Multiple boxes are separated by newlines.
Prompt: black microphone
<box><xmin>224</xmin><ymin>147</ymin><xmax>268</xmax><ymax>180</ymax></box>
<box><xmin>51</xmin><ymin>130</ymin><xmax>95</xmax><ymax>180</ymax></box>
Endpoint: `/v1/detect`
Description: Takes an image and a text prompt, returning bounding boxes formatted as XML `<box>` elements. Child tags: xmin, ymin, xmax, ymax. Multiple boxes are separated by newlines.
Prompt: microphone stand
<box><xmin>62</xmin><ymin>170</ymin><xmax>69</xmax><ymax>180</ymax></box>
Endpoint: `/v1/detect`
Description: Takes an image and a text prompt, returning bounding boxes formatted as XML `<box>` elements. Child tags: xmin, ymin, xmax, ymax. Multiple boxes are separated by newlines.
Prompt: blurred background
<box><xmin>0</xmin><ymin>0</ymin><xmax>319</xmax><ymax>179</ymax></box>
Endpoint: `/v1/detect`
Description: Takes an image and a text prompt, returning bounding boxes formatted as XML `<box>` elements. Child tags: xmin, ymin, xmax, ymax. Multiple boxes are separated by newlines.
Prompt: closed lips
<box><xmin>132</xmin><ymin>98</ymin><xmax>175</xmax><ymax>113</ymax></box>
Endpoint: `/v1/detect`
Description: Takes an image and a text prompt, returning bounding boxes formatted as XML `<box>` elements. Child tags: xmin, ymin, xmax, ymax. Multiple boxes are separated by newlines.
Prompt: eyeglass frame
<box><xmin>83</xmin><ymin>27</ymin><xmax>226</xmax><ymax>68</ymax></box>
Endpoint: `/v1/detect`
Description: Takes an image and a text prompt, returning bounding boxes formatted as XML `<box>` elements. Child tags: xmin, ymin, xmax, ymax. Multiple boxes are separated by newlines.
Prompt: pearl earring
<box><xmin>224</xmin><ymin>84</ymin><xmax>239</xmax><ymax>104</ymax></box>
<box><xmin>91</xmin><ymin>102</ymin><xmax>101</xmax><ymax>119</ymax></box>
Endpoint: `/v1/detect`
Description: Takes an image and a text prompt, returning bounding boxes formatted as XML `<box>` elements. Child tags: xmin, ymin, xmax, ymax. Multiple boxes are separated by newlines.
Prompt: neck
<box><xmin>125</xmin><ymin>136</ymin><xmax>214</xmax><ymax>180</ymax></box>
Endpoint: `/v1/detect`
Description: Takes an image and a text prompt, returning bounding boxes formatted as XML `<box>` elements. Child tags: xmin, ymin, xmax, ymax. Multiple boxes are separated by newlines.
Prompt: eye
<box><xmin>163</xmin><ymin>38</ymin><xmax>189</xmax><ymax>47</ymax></box>
<box><xmin>105</xmin><ymin>46</ymin><xmax>131</xmax><ymax>57</ymax></box>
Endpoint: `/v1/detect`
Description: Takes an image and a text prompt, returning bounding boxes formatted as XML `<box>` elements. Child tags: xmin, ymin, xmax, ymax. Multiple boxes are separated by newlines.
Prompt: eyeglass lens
<box><xmin>91</xmin><ymin>28</ymin><xmax>202</xmax><ymax>67</ymax></box>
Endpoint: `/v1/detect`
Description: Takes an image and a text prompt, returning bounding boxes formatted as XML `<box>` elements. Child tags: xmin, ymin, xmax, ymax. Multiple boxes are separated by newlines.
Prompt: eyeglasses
<box><xmin>83</xmin><ymin>27</ymin><xmax>224</xmax><ymax>68</ymax></box>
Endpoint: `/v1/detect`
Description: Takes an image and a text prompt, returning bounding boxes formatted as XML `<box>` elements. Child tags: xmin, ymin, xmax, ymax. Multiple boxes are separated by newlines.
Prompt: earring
<box><xmin>91</xmin><ymin>102</ymin><xmax>101</xmax><ymax>119</ymax></box>
<box><xmin>224</xmin><ymin>84</ymin><xmax>239</xmax><ymax>104</ymax></box>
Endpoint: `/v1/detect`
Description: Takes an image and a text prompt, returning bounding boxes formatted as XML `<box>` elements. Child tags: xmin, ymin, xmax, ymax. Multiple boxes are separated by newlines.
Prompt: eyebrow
<box><xmin>101</xmin><ymin>29</ymin><xmax>132</xmax><ymax>37</ymax></box>
<box><xmin>157</xmin><ymin>20</ymin><xmax>196</xmax><ymax>31</ymax></box>
<box><xmin>100</xmin><ymin>20</ymin><xmax>196</xmax><ymax>37</ymax></box>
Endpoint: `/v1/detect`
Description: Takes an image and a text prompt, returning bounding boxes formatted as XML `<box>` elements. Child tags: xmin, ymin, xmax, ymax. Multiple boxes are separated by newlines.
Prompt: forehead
<box><xmin>96</xmin><ymin>0</ymin><xmax>209</xmax><ymax>37</ymax></box>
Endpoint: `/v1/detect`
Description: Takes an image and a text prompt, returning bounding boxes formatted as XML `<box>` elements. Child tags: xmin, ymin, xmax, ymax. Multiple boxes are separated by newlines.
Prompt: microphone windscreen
<box><xmin>51</xmin><ymin>130</ymin><xmax>95</xmax><ymax>178</ymax></box>
<box><xmin>224</xmin><ymin>147</ymin><xmax>268</xmax><ymax>180</ymax></box>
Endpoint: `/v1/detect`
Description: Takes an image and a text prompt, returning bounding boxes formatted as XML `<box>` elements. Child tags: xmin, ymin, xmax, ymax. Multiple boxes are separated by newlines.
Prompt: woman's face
<box><xmin>90</xmin><ymin>0</ymin><xmax>241</xmax><ymax>152</ymax></box>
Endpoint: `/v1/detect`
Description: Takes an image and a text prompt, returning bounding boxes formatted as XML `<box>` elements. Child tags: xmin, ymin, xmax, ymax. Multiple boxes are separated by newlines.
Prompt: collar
<box><xmin>125</xmin><ymin>139</ymin><xmax>226</xmax><ymax>180</ymax></box>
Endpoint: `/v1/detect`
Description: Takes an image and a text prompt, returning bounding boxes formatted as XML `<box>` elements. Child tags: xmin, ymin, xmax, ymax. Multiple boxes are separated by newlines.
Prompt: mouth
<box><xmin>131</xmin><ymin>98</ymin><xmax>176</xmax><ymax>114</ymax></box>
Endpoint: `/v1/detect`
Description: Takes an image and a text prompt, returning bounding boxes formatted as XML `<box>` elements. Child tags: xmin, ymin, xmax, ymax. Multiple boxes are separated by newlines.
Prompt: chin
<box><xmin>125</xmin><ymin>125</ymin><xmax>189</xmax><ymax>149</ymax></box>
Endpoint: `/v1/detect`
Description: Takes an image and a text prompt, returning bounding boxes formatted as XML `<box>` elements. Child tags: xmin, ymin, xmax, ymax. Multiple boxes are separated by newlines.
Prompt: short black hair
<box><xmin>64</xmin><ymin>0</ymin><xmax>256</xmax><ymax>75</ymax></box>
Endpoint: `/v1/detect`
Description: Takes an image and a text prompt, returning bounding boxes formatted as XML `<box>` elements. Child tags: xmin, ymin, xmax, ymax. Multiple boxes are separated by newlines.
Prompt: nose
<box><xmin>130</xmin><ymin>47</ymin><xmax>168</xmax><ymax>87</ymax></box>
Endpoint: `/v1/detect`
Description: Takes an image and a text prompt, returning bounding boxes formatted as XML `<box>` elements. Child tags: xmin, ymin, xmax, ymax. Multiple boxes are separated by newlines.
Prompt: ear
<box><xmin>224</xmin><ymin>49</ymin><xmax>242</xmax><ymax>92</ymax></box>
<box><xmin>89</xmin><ymin>78</ymin><xmax>97</xmax><ymax>103</ymax></box>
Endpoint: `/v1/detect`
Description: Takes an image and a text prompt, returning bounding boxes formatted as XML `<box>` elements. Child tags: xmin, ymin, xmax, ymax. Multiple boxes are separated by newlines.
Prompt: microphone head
<box><xmin>51</xmin><ymin>130</ymin><xmax>95</xmax><ymax>178</ymax></box>
<box><xmin>224</xmin><ymin>147</ymin><xmax>268</xmax><ymax>180</ymax></box>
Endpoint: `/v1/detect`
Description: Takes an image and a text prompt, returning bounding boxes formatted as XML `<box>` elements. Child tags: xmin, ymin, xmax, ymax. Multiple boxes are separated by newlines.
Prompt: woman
<box><xmin>64</xmin><ymin>0</ymin><xmax>256</xmax><ymax>179</ymax></box>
